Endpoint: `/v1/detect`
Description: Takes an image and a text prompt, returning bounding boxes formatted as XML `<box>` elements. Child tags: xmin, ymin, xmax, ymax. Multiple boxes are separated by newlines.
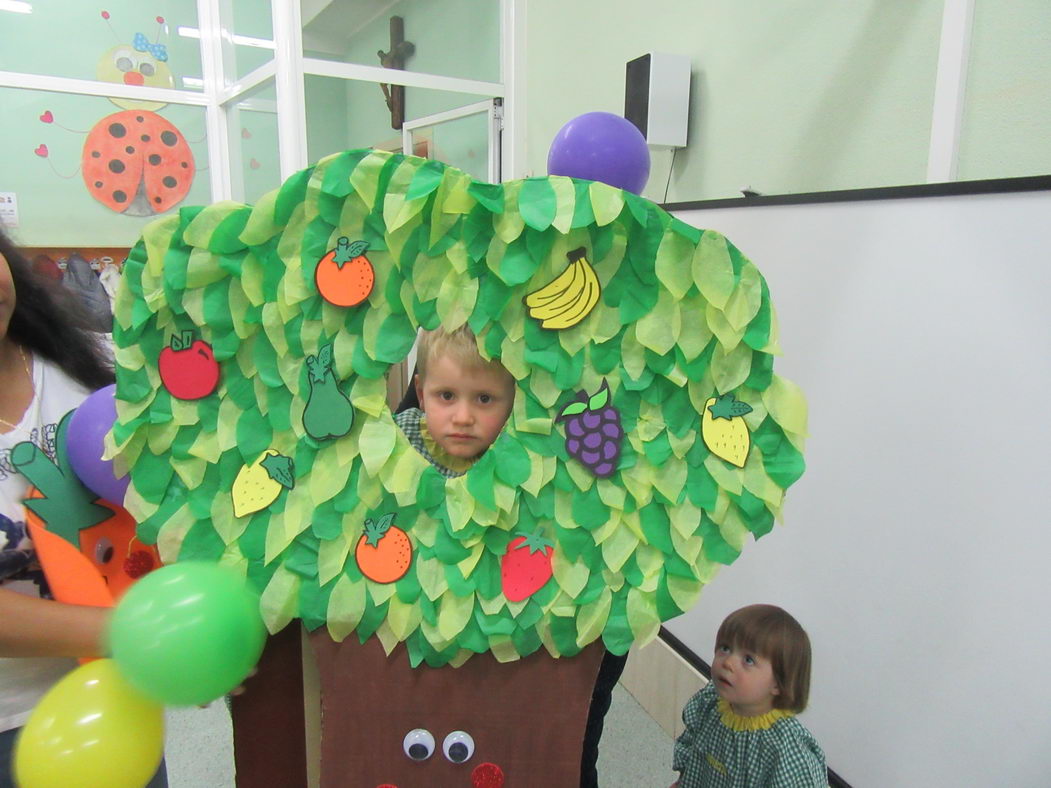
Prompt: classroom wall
<box><xmin>0</xmin><ymin>0</ymin><xmax>499</xmax><ymax>247</ymax></box>
<box><xmin>664</xmin><ymin>188</ymin><xmax>1051</xmax><ymax>787</ymax></box>
<box><xmin>0</xmin><ymin>0</ymin><xmax>211</xmax><ymax>247</ymax></box>
<box><xmin>960</xmin><ymin>0</ymin><xmax>1051</xmax><ymax>179</ymax></box>
<box><xmin>524</xmin><ymin>0</ymin><xmax>1051</xmax><ymax>202</ymax></box>
<box><xmin>8</xmin><ymin>2</ymin><xmax>1049</xmax><ymax>246</ymax></box>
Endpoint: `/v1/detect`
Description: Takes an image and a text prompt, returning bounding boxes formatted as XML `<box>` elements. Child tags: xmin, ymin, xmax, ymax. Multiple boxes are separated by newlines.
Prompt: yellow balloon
<box><xmin>14</xmin><ymin>658</ymin><xmax>164</xmax><ymax>788</ymax></box>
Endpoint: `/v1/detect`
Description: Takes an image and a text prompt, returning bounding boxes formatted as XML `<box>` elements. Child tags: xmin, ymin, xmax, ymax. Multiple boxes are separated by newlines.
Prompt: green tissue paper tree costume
<box><xmin>109</xmin><ymin>148</ymin><xmax>808</xmax><ymax>669</ymax></box>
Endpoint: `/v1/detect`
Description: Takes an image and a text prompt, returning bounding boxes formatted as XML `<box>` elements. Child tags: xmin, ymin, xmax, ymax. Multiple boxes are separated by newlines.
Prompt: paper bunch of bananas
<box><xmin>523</xmin><ymin>247</ymin><xmax>601</xmax><ymax>330</ymax></box>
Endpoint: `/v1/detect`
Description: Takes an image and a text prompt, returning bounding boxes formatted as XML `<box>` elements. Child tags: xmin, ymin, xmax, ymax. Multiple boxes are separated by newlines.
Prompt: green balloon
<box><xmin>108</xmin><ymin>561</ymin><xmax>266</xmax><ymax>707</ymax></box>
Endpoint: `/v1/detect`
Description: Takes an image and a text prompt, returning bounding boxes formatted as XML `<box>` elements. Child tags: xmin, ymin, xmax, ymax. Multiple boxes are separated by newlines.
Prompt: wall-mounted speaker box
<box><xmin>624</xmin><ymin>52</ymin><xmax>692</xmax><ymax>149</ymax></box>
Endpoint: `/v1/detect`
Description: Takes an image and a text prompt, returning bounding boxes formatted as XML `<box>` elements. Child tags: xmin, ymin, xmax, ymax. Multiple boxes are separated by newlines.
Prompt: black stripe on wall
<box><xmin>661</xmin><ymin>173</ymin><xmax>1051</xmax><ymax>211</ymax></box>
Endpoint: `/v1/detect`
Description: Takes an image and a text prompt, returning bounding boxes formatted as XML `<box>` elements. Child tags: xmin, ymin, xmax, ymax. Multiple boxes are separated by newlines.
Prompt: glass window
<box><xmin>0</xmin><ymin>1</ymin><xmax>203</xmax><ymax>90</ymax></box>
<box><xmin>221</xmin><ymin>0</ymin><xmax>276</xmax><ymax>82</ymax></box>
<box><xmin>404</xmin><ymin>106</ymin><xmax>494</xmax><ymax>182</ymax></box>
<box><xmin>301</xmin><ymin>0</ymin><xmax>500</xmax><ymax>84</ymax></box>
<box><xmin>304</xmin><ymin>75</ymin><xmax>354</xmax><ymax>165</ymax></box>
<box><xmin>229</xmin><ymin>79</ymin><xmax>281</xmax><ymax>204</ymax></box>
<box><xmin>305</xmin><ymin>77</ymin><xmax>496</xmax><ymax>180</ymax></box>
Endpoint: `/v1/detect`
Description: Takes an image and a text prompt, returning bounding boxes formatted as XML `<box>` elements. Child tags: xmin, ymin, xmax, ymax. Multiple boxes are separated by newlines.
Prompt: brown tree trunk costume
<box><xmin>230</xmin><ymin>627</ymin><xmax>308</xmax><ymax>787</ymax></box>
<box><xmin>232</xmin><ymin>630</ymin><xmax>604</xmax><ymax>787</ymax></box>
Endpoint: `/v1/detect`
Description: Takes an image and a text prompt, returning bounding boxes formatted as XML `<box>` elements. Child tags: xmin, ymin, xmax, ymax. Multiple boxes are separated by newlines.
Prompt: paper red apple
<box><xmin>159</xmin><ymin>330</ymin><xmax>220</xmax><ymax>400</ymax></box>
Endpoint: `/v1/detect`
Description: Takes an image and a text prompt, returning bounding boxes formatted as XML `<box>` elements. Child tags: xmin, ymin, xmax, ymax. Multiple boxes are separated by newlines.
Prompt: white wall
<box><xmin>664</xmin><ymin>188</ymin><xmax>1051</xmax><ymax>787</ymax></box>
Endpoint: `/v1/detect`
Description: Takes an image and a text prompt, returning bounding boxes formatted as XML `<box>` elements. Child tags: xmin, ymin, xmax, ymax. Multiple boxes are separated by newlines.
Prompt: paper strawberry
<box><xmin>501</xmin><ymin>529</ymin><xmax>554</xmax><ymax>602</ymax></box>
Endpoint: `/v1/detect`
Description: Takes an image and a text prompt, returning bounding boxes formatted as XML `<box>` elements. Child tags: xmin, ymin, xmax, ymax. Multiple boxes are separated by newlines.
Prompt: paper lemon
<box><xmin>232</xmin><ymin>450</ymin><xmax>295</xmax><ymax>518</ymax></box>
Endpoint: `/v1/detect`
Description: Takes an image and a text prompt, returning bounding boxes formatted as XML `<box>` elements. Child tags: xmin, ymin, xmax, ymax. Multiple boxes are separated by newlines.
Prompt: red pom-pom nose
<box><xmin>471</xmin><ymin>762</ymin><xmax>505</xmax><ymax>788</ymax></box>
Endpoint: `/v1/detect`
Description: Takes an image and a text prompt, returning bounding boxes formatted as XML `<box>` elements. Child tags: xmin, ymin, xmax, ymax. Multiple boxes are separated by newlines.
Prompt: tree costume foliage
<box><xmin>109</xmin><ymin>149</ymin><xmax>808</xmax><ymax>668</ymax></box>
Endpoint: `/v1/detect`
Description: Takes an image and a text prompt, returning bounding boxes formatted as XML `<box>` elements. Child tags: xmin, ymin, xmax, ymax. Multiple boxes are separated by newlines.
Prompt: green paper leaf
<box><xmin>589</xmin><ymin>182</ymin><xmax>624</xmax><ymax>226</ymax></box>
<box><xmin>327</xmin><ymin>574</ymin><xmax>367</xmax><ymax>641</ymax></box>
<box><xmin>492</xmin><ymin>437</ymin><xmax>531</xmax><ymax>487</ymax></box>
<box><xmin>626</xmin><ymin>587</ymin><xmax>660</xmax><ymax>643</ymax></box>
<box><xmin>498</xmin><ymin>236</ymin><xmax>539</xmax><ymax>286</ymax></box>
<box><xmin>654</xmin><ymin>229</ymin><xmax>694</xmax><ymax>299</ymax></box>
<box><xmin>518</xmin><ymin>178</ymin><xmax>558</xmax><ymax>232</ymax></box>
<box><xmin>437</xmin><ymin>592</ymin><xmax>474</xmax><ymax>641</ymax></box>
<box><xmin>406</xmin><ymin>159</ymin><xmax>445</xmax><ymax>200</ymax></box>
<box><xmin>693</xmin><ymin>231</ymin><xmax>736</xmax><ymax>309</ymax></box>
<box><xmin>575</xmin><ymin>587</ymin><xmax>612</xmax><ymax>647</ymax></box>
<box><xmin>570</xmin><ymin>486</ymin><xmax>610</xmax><ymax>530</ymax></box>
<box><xmin>468</xmin><ymin>181</ymin><xmax>504</xmax><ymax>214</ymax></box>
<box><xmin>373</xmin><ymin>313</ymin><xmax>418</xmax><ymax>364</ymax></box>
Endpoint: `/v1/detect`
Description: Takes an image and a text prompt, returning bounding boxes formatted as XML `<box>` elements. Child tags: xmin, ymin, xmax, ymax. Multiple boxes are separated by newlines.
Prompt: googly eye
<box><xmin>94</xmin><ymin>537</ymin><xmax>115</xmax><ymax>564</ymax></box>
<box><xmin>402</xmin><ymin>729</ymin><xmax>435</xmax><ymax>761</ymax></box>
<box><xmin>442</xmin><ymin>730</ymin><xmax>475</xmax><ymax>764</ymax></box>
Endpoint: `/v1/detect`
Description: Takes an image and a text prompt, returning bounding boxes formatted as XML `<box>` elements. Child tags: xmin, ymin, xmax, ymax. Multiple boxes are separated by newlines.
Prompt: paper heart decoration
<box><xmin>241</xmin><ymin>128</ymin><xmax>252</xmax><ymax>139</ymax></box>
<box><xmin>40</xmin><ymin>111</ymin><xmax>53</xmax><ymax>123</ymax></box>
<box><xmin>34</xmin><ymin>144</ymin><xmax>48</xmax><ymax>157</ymax></box>
<box><xmin>249</xmin><ymin>158</ymin><xmax>260</xmax><ymax>169</ymax></box>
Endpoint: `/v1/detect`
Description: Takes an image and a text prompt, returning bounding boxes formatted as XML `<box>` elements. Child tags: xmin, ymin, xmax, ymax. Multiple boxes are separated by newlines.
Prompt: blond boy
<box><xmin>394</xmin><ymin>326</ymin><xmax>515</xmax><ymax>478</ymax></box>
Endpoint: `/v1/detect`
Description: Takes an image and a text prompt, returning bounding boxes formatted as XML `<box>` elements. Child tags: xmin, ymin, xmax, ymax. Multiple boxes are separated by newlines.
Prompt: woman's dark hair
<box><xmin>1</xmin><ymin>228</ymin><xmax>115</xmax><ymax>391</ymax></box>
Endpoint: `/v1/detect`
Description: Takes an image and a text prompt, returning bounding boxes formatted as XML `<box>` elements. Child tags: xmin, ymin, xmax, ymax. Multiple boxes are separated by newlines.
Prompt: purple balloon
<box><xmin>547</xmin><ymin>112</ymin><xmax>651</xmax><ymax>194</ymax></box>
<box><xmin>66</xmin><ymin>384</ymin><xmax>129</xmax><ymax>505</ymax></box>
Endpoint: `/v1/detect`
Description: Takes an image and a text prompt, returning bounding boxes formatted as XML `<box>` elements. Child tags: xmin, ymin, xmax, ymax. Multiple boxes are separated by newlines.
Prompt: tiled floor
<box><xmin>596</xmin><ymin>685</ymin><xmax>679</xmax><ymax>787</ymax></box>
<box><xmin>164</xmin><ymin>682</ymin><xmax>677</xmax><ymax>787</ymax></box>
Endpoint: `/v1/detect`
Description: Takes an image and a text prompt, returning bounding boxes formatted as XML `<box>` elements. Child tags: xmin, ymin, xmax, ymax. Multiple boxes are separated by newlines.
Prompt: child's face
<box><xmin>711</xmin><ymin>641</ymin><xmax>781</xmax><ymax>717</ymax></box>
<box><xmin>415</xmin><ymin>353</ymin><xmax>515</xmax><ymax>460</ymax></box>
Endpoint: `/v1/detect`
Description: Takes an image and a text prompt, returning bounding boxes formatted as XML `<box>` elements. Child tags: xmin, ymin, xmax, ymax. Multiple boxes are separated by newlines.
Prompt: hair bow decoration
<box><xmin>133</xmin><ymin>32</ymin><xmax>168</xmax><ymax>62</ymax></box>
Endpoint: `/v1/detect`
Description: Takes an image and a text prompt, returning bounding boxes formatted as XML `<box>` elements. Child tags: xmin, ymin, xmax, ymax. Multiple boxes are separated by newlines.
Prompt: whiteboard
<box><xmin>665</xmin><ymin>189</ymin><xmax>1051</xmax><ymax>788</ymax></box>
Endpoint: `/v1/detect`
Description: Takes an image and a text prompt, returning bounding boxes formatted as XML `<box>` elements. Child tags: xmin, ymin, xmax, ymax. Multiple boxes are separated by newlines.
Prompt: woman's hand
<box><xmin>0</xmin><ymin>587</ymin><xmax>109</xmax><ymax>658</ymax></box>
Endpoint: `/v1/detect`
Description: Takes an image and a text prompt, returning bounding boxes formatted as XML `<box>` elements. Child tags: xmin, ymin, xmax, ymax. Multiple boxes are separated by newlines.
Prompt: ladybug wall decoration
<box><xmin>36</xmin><ymin>11</ymin><xmax>196</xmax><ymax>216</ymax></box>
<box><xmin>82</xmin><ymin>109</ymin><xmax>194</xmax><ymax>215</ymax></box>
